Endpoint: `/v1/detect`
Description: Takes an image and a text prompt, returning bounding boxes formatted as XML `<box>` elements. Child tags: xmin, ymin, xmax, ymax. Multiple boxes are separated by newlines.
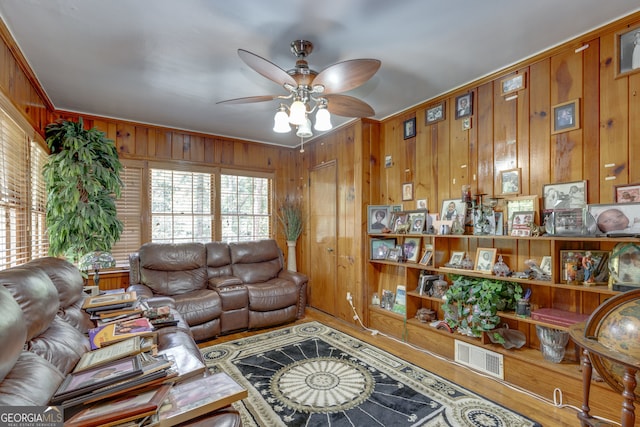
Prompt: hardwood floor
<box><xmin>199</xmin><ymin>308</ymin><xmax>586</xmax><ymax>426</ymax></box>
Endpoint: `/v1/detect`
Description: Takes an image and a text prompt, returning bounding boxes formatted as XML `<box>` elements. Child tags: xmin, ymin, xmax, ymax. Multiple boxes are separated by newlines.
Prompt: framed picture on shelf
<box><xmin>614</xmin><ymin>183</ymin><xmax>640</xmax><ymax>203</ymax></box>
<box><xmin>440</xmin><ymin>198</ymin><xmax>467</xmax><ymax>222</ymax></box>
<box><xmin>474</xmin><ymin>248</ymin><xmax>497</xmax><ymax>273</ymax></box>
<box><xmin>419</xmin><ymin>249</ymin><xmax>433</xmax><ymax>266</ymax></box>
<box><xmin>608</xmin><ymin>243</ymin><xmax>640</xmax><ymax>290</ymax></box>
<box><xmin>559</xmin><ymin>250</ymin><xmax>609</xmax><ymax>284</ymax></box>
<box><xmin>510</xmin><ymin>210</ymin><xmax>534</xmax><ymax>236</ymax></box>
<box><xmin>367</xmin><ymin>205</ymin><xmax>391</xmax><ymax>234</ymax></box>
<box><xmin>370</xmin><ymin>238</ymin><xmax>396</xmax><ymax>260</ymax></box>
<box><xmin>543</xmin><ymin>180</ymin><xmax>587</xmax><ymax>210</ymax></box>
<box><xmin>390</xmin><ymin>211</ymin><xmax>409</xmax><ymax>233</ymax></box>
<box><xmin>403</xmin><ymin>237</ymin><xmax>421</xmax><ymax>263</ymax></box>
<box><xmin>425</xmin><ymin>101</ymin><xmax>445</xmax><ymax>125</ymax></box>
<box><xmin>551</xmin><ymin>99</ymin><xmax>580</xmax><ymax>134</ymax></box>
<box><xmin>455</xmin><ymin>93</ymin><xmax>473</xmax><ymax>119</ymax></box>
<box><xmin>448</xmin><ymin>251</ymin><xmax>465</xmax><ymax>266</ymax></box>
<box><xmin>588</xmin><ymin>202</ymin><xmax>640</xmax><ymax>235</ymax></box>
<box><xmin>500</xmin><ymin>168</ymin><xmax>521</xmax><ymax>195</ymax></box>
<box><xmin>540</xmin><ymin>255</ymin><xmax>552</xmax><ymax>276</ymax></box>
<box><xmin>615</xmin><ymin>23</ymin><xmax>640</xmax><ymax>78</ymax></box>
<box><xmin>500</xmin><ymin>72</ymin><xmax>526</xmax><ymax>96</ymax></box>
<box><xmin>550</xmin><ymin>208</ymin><xmax>584</xmax><ymax>236</ymax></box>
<box><xmin>387</xmin><ymin>246</ymin><xmax>403</xmax><ymax>262</ymax></box>
<box><xmin>407</xmin><ymin>210</ymin><xmax>427</xmax><ymax>234</ymax></box>
<box><xmin>505</xmin><ymin>195</ymin><xmax>539</xmax><ymax>235</ymax></box>
<box><xmin>403</xmin><ymin>117</ymin><xmax>416</xmax><ymax>139</ymax></box>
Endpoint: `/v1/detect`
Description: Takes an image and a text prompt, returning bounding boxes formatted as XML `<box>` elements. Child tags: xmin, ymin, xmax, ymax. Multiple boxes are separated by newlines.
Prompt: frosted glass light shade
<box><xmin>296</xmin><ymin>118</ymin><xmax>313</xmax><ymax>138</ymax></box>
<box><xmin>273</xmin><ymin>110</ymin><xmax>291</xmax><ymax>133</ymax></box>
<box><xmin>288</xmin><ymin>100</ymin><xmax>307</xmax><ymax>125</ymax></box>
<box><xmin>314</xmin><ymin>107</ymin><xmax>332</xmax><ymax>131</ymax></box>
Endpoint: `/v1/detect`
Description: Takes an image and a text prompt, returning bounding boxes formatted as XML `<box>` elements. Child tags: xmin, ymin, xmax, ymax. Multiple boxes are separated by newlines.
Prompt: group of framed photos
<box><xmin>370</xmin><ymin>236</ymin><xmax>433</xmax><ymax>265</ymax></box>
<box><xmin>368</xmin><ymin>205</ymin><xmax>430</xmax><ymax>235</ymax></box>
<box><xmin>444</xmin><ymin>248</ymin><xmax>498</xmax><ymax>274</ymax></box>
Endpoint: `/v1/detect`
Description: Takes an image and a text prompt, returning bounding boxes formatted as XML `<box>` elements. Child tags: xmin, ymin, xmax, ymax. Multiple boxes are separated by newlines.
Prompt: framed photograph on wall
<box><xmin>403</xmin><ymin>117</ymin><xmax>416</xmax><ymax>139</ymax></box>
<box><xmin>402</xmin><ymin>182</ymin><xmax>414</xmax><ymax>201</ymax></box>
<box><xmin>474</xmin><ymin>248</ymin><xmax>497</xmax><ymax>274</ymax></box>
<box><xmin>543</xmin><ymin>180</ymin><xmax>587</xmax><ymax>210</ymax></box>
<box><xmin>588</xmin><ymin>202</ymin><xmax>640</xmax><ymax>235</ymax></box>
<box><xmin>367</xmin><ymin>205</ymin><xmax>391</xmax><ymax>234</ymax></box>
<box><xmin>614</xmin><ymin>183</ymin><xmax>640</xmax><ymax>203</ymax></box>
<box><xmin>500</xmin><ymin>72</ymin><xmax>526</xmax><ymax>96</ymax></box>
<box><xmin>551</xmin><ymin>99</ymin><xmax>580</xmax><ymax>134</ymax></box>
<box><xmin>615</xmin><ymin>22</ymin><xmax>640</xmax><ymax>78</ymax></box>
<box><xmin>455</xmin><ymin>93</ymin><xmax>473</xmax><ymax>119</ymax></box>
<box><xmin>425</xmin><ymin>101</ymin><xmax>445</xmax><ymax>125</ymax></box>
<box><xmin>500</xmin><ymin>168</ymin><xmax>521</xmax><ymax>195</ymax></box>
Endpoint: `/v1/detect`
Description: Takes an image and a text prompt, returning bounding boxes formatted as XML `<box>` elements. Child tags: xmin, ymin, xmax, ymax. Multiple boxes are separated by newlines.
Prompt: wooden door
<box><xmin>308</xmin><ymin>161</ymin><xmax>337</xmax><ymax>315</ymax></box>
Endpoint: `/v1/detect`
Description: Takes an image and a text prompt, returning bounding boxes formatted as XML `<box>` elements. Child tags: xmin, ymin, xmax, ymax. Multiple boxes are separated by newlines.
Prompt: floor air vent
<box><xmin>454</xmin><ymin>340</ymin><xmax>504</xmax><ymax>379</ymax></box>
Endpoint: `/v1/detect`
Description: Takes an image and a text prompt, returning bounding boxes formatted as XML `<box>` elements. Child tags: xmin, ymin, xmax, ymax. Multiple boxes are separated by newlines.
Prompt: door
<box><xmin>308</xmin><ymin>161</ymin><xmax>337</xmax><ymax>315</ymax></box>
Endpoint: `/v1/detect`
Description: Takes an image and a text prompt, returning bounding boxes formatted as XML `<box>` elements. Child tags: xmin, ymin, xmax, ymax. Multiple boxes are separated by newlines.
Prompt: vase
<box><xmin>286</xmin><ymin>240</ymin><xmax>297</xmax><ymax>272</ymax></box>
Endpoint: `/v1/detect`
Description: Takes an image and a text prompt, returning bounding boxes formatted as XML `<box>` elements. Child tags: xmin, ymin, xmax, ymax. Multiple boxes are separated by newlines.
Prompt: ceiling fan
<box><xmin>217</xmin><ymin>40</ymin><xmax>381</xmax><ymax>136</ymax></box>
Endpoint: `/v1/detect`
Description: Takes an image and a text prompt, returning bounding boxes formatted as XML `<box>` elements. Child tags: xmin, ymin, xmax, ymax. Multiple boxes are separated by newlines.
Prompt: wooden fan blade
<box><xmin>238</xmin><ymin>49</ymin><xmax>297</xmax><ymax>87</ymax></box>
<box><xmin>216</xmin><ymin>95</ymin><xmax>280</xmax><ymax>105</ymax></box>
<box><xmin>324</xmin><ymin>94</ymin><xmax>375</xmax><ymax>117</ymax></box>
<box><xmin>313</xmin><ymin>59</ymin><xmax>381</xmax><ymax>94</ymax></box>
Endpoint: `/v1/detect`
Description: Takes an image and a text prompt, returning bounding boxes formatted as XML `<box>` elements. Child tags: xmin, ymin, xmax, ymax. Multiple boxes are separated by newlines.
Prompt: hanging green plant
<box><xmin>43</xmin><ymin>117</ymin><xmax>123</xmax><ymax>262</ymax></box>
<box><xmin>443</xmin><ymin>274</ymin><xmax>523</xmax><ymax>337</ymax></box>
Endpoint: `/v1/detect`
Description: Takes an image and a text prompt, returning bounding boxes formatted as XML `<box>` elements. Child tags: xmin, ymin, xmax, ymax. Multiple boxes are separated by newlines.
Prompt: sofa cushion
<box><xmin>27</xmin><ymin>316</ymin><xmax>90</xmax><ymax>375</ymax></box>
<box><xmin>0</xmin><ymin>286</ymin><xmax>26</xmax><ymax>382</ymax></box>
<box><xmin>229</xmin><ymin>240</ymin><xmax>283</xmax><ymax>283</ymax></box>
<box><xmin>245</xmin><ymin>281</ymin><xmax>299</xmax><ymax>311</ymax></box>
<box><xmin>0</xmin><ymin>267</ymin><xmax>58</xmax><ymax>340</ymax></box>
<box><xmin>206</xmin><ymin>241</ymin><xmax>234</xmax><ymax>277</ymax></box>
<box><xmin>139</xmin><ymin>243</ymin><xmax>208</xmax><ymax>295</ymax></box>
<box><xmin>27</xmin><ymin>257</ymin><xmax>85</xmax><ymax>310</ymax></box>
<box><xmin>0</xmin><ymin>351</ymin><xmax>65</xmax><ymax>406</ymax></box>
<box><xmin>173</xmin><ymin>289</ymin><xmax>222</xmax><ymax>326</ymax></box>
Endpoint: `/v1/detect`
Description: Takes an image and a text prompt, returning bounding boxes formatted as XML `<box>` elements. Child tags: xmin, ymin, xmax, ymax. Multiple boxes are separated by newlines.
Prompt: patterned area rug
<box><xmin>201</xmin><ymin>321</ymin><xmax>541</xmax><ymax>427</ymax></box>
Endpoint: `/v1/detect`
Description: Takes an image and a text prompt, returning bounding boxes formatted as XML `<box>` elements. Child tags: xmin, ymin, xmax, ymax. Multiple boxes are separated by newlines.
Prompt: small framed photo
<box><xmin>390</xmin><ymin>211</ymin><xmax>409</xmax><ymax>233</ymax></box>
<box><xmin>455</xmin><ymin>93</ymin><xmax>473</xmax><ymax>119</ymax></box>
<box><xmin>403</xmin><ymin>117</ymin><xmax>416</xmax><ymax>139</ymax></box>
<box><xmin>588</xmin><ymin>202</ymin><xmax>640</xmax><ymax>235</ymax></box>
<box><xmin>416</xmin><ymin>199</ymin><xmax>427</xmax><ymax>210</ymax></box>
<box><xmin>500</xmin><ymin>168</ymin><xmax>521</xmax><ymax>195</ymax></box>
<box><xmin>505</xmin><ymin>195</ymin><xmax>539</xmax><ymax>235</ymax></box>
<box><xmin>403</xmin><ymin>237</ymin><xmax>421</xmax><ymax>263</ymax></box>
<box><xmin>614</xmin><ymin>183</ymin><xmax>640</xmax><ymax>203</ymax></box>
<box><xmin>552</xmin><ymin>99</ymin><xmax>580</xmax><ymax>134</ymax></box>
<box><xmin>500</xmin><ymin>72</ymin><xmax>526</xmax><ymax>96</ymax></box>
<box><xmin>543</xmin><ymin>180</ymin><xmax>587</xmax><ymax>210</ymax></box>
<box><xmin>550</xmin><ymin>208</ymin><xmax>584</xmax><ymax>236</ymax></box>
<box><xmin>384</xmin><ymin>155</ymin><xmax>392</xmax><ymax>168</ymax></box>
<box><xmin>510</xmin><ymin>210</ymin><xmax>534</xmax><ymax>236</ymax></box>
<box><xmin>462</xmin><ymin>117</ymin><xmax>471</xmax><ymax>130</ymax></box>
<box><xmin>615</xmin><ymin>23</ymin><xmax>640</xmax><ymax>79</ymax></box>
<box><xmin>419</xmin><ymin>249</ymin><xmax>433</xmax><ymax>266</ymax></box>
<box><xmin>609</xmin><ymin>243</ymin><xmax>640</xmax><ymax>290</ymax></box>
<box><xmin>425</xmin><ymin>101</ymin><xmax>445</xmax><ymax>125</ymax></box>
<box><xmin>540</xmin><ymin>255</ymin><xmax>552</xmax><ymax>276</ymax></box>
<box><xmin>402</xmin><ymin>182</ymin><xmax>414</xmax><ymax>201</ymax></box>
<box><xmin>407</xmin><ymin>210</ymin><xmax>427</xmax><ymax>234</ymax></box>
<box><xmin>559</xmin><ymin>250</ymin><xmax>610</xmax><ymax>284</ymax></box>
<box><xmin>370</xmin><ymin>238</ymin><xmax>396</xmax><ymax>260</ymax></box>
<box><xmin>441</xmin><ymin>198</ymin><xmax>467</xmax><ymax>222</ymax></box>
<box><xmin>448</xmin><ymin>251</ymin><xmax>465</xmax><ymax>266</ymax></box>
<box><xmin>387</xmin><ymin>246</ymin><xmax>403</xmax><ymax>262</ymax></box>
<box><xmin>475</xmin><ymin>248</ymin><xmax>497</xmax><ymax>274</ymax></box>
<box><xmin>367</xmin><ymin>205</ymin><xmax>391</xmax><ymax>234</ymax></box>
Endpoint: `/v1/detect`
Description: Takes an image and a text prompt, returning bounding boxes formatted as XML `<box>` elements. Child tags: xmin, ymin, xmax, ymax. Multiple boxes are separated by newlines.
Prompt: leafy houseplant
<box><xmin>442</xmin><ymin>274</ymin><xmax>523</xmax><ymax>337</ymax></box>
<box><xmin>277</xmin><ymin>196</ymin><xmax>303</xmax><ymax>242</ymax></box>
<box><xmin>43</xmin><ymin>118</ymin><xmax>123</xmax><ymax>262</ymax></box>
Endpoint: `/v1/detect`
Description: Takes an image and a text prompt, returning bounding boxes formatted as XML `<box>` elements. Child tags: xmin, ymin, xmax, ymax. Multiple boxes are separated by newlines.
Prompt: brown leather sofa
<box><xmin>0</xmin><ymin>257</ymin><xmax>240</xmax><ymax>426</ymax></box>
<box><xmin>128</xmin><ymin>239</ymin><xmax>308</xmax><ymax>341</ymax></box>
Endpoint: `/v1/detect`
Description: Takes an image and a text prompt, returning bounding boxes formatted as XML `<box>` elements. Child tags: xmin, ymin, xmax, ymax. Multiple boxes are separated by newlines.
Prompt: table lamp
<box><xmin>79</xmin><ymin>251</ymin><xmax>115</xmax><ymax>288</ymax></box>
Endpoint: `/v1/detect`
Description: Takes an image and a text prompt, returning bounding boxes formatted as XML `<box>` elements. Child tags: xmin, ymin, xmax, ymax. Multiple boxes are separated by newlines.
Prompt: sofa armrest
<box><xmin>208</xmin><ymin>276</ymin><xmax>243</xmax><ymax>289</ymax></box>
<box><xmin>127</xmin><ymin>283</ymin><xmax>155</xmax><ymax>299</ymax></box>
<box><xmin>278</xmin><ymin>270</ymin><xmax>308</xmax><ymax>287</ymax></box>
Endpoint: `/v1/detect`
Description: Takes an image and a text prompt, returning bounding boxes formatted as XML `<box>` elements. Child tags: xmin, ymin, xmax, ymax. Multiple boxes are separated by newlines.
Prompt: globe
<box><xmin>588</xmin><ymin>293</ymin><xmax>640</xmax><ymax>403</ymax></box>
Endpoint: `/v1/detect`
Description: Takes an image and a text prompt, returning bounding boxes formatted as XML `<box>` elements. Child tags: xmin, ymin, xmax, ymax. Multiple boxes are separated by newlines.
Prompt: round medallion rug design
<box><xmin>201</xmin><ymin>322</ymin><xmax>541</xmax><ymax>427</ymax></box>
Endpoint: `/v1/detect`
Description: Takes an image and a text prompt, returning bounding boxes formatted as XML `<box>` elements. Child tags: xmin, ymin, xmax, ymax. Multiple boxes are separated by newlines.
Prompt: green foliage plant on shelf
<box><xmin>442</xmin><ymin>274</ymin><xmax>523</xmax><ymax>338</ymax></box>
<box><xmin>43</xmin><ymin>118</ymin><xmax>123</xmax><ymax>263</ymax></box>
<box><xmin>277</xmin><ymin>196</ymin><xmax>303</xmax><ymax>242</ymax></box>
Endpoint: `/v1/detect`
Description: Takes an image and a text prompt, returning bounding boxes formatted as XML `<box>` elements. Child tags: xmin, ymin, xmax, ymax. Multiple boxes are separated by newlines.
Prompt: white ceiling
<box><xmin>0</xmin><ymin>1</ymin><xmax>638</xmax><ymax>148</ymax></box>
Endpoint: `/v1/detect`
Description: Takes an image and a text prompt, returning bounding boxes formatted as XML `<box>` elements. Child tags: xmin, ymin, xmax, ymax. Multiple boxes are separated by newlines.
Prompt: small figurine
<box><xmin>582</xmin><ymin>251</ymin><xmax>595</xmax><ymax>286</ymax></box>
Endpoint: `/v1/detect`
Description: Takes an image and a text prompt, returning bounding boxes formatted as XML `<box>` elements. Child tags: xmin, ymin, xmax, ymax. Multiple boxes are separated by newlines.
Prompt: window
<box><xmin>30</xmin><ymin>140</ymin><xmax>49</xmax><ymax>260</ymax></box>
<box><xmin>111</xmin><ymin>163</ymin><xmax>144</xmax><ymax>266</ymax></box>
<box><xmin>0</xmin><ymin>110</ymin><xmax>28</xmax><ymax>268</ymax></box>
<box><xmin>150</xmin><ymin>168</ymin><xmax>214</xmax><ymax>243</ymax></box>
<box><xmin>220</xmin><ymin>172</ymin><xmax>271</xmax><ymax>242</ymax></box>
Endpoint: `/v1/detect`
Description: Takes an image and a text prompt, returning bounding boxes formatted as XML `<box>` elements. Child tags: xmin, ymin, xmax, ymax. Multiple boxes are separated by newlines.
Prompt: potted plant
<box><xmin>43</xmin><ymin>118</ymin><xmax>123</xmax><ymax>263</ymax></box>
<box><xmin>442</xmin><ymin>275</ymin><xmax>523</xmax><ymax>337</ymax></box>
<box><xmin>277</xmin><ymin>196</ymin><xmax>303</xmax><ymax>271</ymax></box>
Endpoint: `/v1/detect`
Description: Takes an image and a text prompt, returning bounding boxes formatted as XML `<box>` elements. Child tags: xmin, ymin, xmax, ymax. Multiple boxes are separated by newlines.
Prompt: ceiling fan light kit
<box><xmin>219</xmin><ymin>39</ymin><xmax>380</xmax><ymax>141</ymax></box>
